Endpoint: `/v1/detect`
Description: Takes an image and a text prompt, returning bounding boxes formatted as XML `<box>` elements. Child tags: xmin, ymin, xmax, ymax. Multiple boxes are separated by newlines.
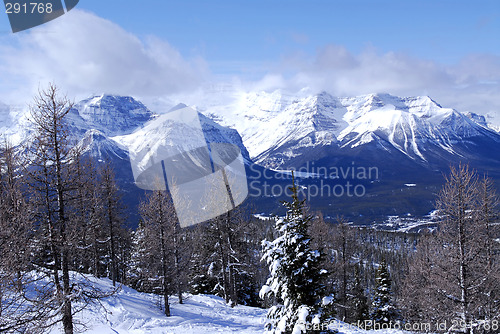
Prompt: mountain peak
<box><xmin>70</xmin><ymin>94</ymin><xmax>155</xmax><ymax>137</ymax></box>
<box><xmin>168</xmin><ymin>103</ymin><xmax>188</xmax><ymax>112</ymax></box>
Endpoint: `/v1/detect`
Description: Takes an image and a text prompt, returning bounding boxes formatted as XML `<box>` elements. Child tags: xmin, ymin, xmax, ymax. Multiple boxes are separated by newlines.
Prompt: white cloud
<box><xmin>250</xmin><ymin>45</ymin><xmax>500</xmax><ymax>124</ymax></box>
<box><xmin>0</xmin><ymin>10</ymin><xmax>208</xmax><ymax>104</ymax></box>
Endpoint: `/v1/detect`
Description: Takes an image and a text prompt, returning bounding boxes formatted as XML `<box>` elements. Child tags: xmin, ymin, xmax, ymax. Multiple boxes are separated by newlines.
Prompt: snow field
<box><xmin>46</xmin><ymin>274</ymin><xmax>415</xmax><ymax>334</ymax></box>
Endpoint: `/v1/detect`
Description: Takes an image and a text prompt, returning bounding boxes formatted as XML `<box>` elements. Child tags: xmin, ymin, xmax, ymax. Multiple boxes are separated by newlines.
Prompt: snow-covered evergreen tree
<box><xmin>260</xmin><ymin>174</ymin><xmax>329</xmax><ymax>334</ymax></box>
<box><xmin>370</xmin><ymin>259</ymin><xmax>398</xmax><ymax>325</ymax></box>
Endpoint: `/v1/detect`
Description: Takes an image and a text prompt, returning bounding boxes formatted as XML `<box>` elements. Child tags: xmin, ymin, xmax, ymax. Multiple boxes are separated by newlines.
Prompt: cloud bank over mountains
<box><xmin>251</xmin><ymin>45</ymin><xmax>500</xmax><ymax>122</ymax></box>
<box><xmin>0</xmin><ymin>9</ymin><xmax>498</xmax><ymax>124</ymax></box>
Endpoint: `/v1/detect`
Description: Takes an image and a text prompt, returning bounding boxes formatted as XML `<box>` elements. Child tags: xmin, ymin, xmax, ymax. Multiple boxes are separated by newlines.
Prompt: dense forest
<box><xmin>0</xmin><ymin>86</ymin><xmax>499</xmax><ymax>334</ymax></box>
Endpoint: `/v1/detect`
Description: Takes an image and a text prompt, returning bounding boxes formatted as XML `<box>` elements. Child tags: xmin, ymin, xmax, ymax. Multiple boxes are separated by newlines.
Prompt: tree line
<box><xmin>0</xmin><ymin>85</ymin><xmax>498</xmax><ymax>334</ymax></box>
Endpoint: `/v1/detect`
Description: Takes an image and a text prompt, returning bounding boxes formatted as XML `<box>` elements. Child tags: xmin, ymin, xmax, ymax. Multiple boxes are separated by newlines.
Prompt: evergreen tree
<box><xmin>260</xmin><ymin>174</ymin><xmax>329</xmax><ymax>334</ymax></box>
<box><xmin>370</xmin><ymin>259</ymin><xmax>398</xmax><ymax>326</ymax></box>
<box><xmin>187</xmin><ymin>222</ymin><xmax>218</xmax><ymax>295</ymax></box>
<box><xmin>127</xmin><ymin>223</ymin><xmax>163</xmax><ymax>293</ymax></box>
<box><xmin>205</xmin><ymin>212</ymin><xmax>238</xmax><ymax>306</ymax></box>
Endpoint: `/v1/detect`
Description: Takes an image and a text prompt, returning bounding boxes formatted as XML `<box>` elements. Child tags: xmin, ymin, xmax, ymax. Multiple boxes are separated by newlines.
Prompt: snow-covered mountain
<box><xmin>190</xmin><ymin>89</ymin><xmax>500</xmax><ymax>220</ymax></box>
<box><xmin>68</xmin><ymin>94</ymin><xmax>156</xmax><ymax>137</ymax></box>
<box><xmin>77</xmin><ymin>129</ymin><xmax>129</xmax><ymax>161</ymax></box>
<box><xmin>5</xmin><ymin>91</ymin><xmax>497</xmax><ymax>172</ymax></box>
<box><xmin>3</xmin><ymin>90</ymin><xmax>500</xmax><ymax>222</ymax></box>
<box><xmin>200</xmin><ymin>90</ymin><xmax>500</xmax><ymax>169</ymax></box>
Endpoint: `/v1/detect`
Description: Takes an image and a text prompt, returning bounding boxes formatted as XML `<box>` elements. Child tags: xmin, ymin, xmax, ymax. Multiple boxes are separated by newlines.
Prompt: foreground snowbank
<box><xmin>47</xmin><ymin>275</ymin><xmax>265</xmax><ymax>334</ymax></box>
<box><xmin>46</xmin><ymin>275</ymin><xmax>413</xmax><ymax>334</ymax></box>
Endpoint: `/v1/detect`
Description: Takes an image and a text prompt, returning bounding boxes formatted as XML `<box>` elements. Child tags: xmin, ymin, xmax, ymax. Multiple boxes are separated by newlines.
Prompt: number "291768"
<box><xmin>5</xmin><ymin>2</ymin><xmax>54</xmax><ymax>14</ymax></box>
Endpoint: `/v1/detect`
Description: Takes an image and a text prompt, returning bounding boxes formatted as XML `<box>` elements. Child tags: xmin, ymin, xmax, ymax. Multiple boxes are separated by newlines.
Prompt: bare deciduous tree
<box><xmin>138</xmin><ymin>186</ymin><xmax>181</xmax><ymax>316</ymax></box>
<box><xmin>99</xmin><ymin>163</ymin><xmax>128</xmax><ymax>286</ymax></box>
<box><xmin>402</xmin><ymin>164</ymin><xmax>500</xmax><ymax>334</ymax></box>
<box><xmin>0</xmin><ymin>141</ymin><xmax>50</xmax><ymax>333</ymax></box>
<box><xmin>27</xmin><ymin>84</ymin><xmax>76</xmax><ymax>334</ymax></box>
<box><xmin>25</xmin><ymin>84</ymin><xmax>117</xmax><ymax>334</ymax></box>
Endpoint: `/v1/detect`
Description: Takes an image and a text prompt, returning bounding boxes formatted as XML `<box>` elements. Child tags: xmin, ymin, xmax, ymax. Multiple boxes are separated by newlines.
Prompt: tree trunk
<box><xmin>61</xmin><ymin>250</ymin><xmax>74</xmax><ymax>334</ymax></box>
<box><xmin>457</xmin><ymin>185</ymin><xmax>470</xmax><ymax>334</ymax></box>
<box><xmin>160</xmin><ymin>225</ymin><xmax>170</xmax><ymax>316</ymax></box>
<box><xmin>92</xmin><ymin>224</ymin><xmax>100</xmax><ymax>278</ymax></box>
<box><xmin>228</xmin><ymin>261</ymin><xmax>237</xmax><ymax>306</ymax></box>
<box><xmin>109</xmin><ymin>209</ymin><xmax>117</xmax><ymax>286</ymax></box>
<box><xmin>55</xmin><ymin>115</ymin><xmax>73</xmax><ymax>334</ymax></box>
<box><xmin>173</xmin><ymin>224</ymin><xmax>183</xmax><ymax>304</ymax></box>
<box><xmin>225</xmin><ymin>213</ymin><xmax>237</xmax><ymax>307</ymax></box>
<box><xmin>341</xmin><ymin>231</ymin><xmax>347</xmax><ymax>321</ymax></box>
<box><xmin>217</xmin><ymin>220</ymin><xmax>230</xmax><ymax>304</ymax></box>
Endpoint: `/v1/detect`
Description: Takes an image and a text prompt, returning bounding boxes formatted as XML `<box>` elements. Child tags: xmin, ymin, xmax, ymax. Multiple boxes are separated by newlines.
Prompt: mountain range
<box><xmin>2</xmin><ymin>91</ymin><xmax>500</xmax><ymax>225</ymax></box>
<box><xmin>201</xmin><ymin>90</ymin><xmax>499</xmax><ymax>168</ymax></box>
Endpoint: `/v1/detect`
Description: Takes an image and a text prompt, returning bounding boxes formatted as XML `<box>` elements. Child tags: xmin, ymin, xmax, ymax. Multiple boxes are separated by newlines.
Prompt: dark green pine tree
<box><xmin>260</xmin><ymin>173</ymin><xmax>329</xmax><ymax>334</ymax></box>
<box><xmin>370</xmin><ymin>259</ymin><xmax>398</xmax><ymax>325</ymax></box>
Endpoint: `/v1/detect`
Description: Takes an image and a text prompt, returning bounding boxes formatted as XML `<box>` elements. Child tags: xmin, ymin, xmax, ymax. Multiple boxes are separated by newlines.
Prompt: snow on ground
<box><xmin>81</xmin><ymin>292</ymin><xmax>266</xmax><ymax>334</ymax></box>
<box><xmin>47</xmin><ymin>275</ymin><xmax>413</xmax><ymax>334</ymax></box>
<box><xmin>48</xmin><ymin>275</ymin><xmax>265</xmax><ymax>334</ymax></box>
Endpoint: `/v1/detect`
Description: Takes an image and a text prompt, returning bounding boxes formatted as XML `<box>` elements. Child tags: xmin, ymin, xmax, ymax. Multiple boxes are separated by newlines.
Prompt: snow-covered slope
<box><xmin>45</xmin><ymin>274</ymin><xmax>410</xmax><ymax>334</ymax></box>
<box><xmin>41</xmin><ymin>274</ymin><xmax>265</xmax><ymax>334</ymax></box>
<box><xmin>200</xmin><ymin>90</ymin><xmax>500</xmax><ymax>169</ymax></box>
<box><xmin>76</xmin><ymin>129</ymin><xmax>129</xmax><ymax>161</ymax></box>
<box><xmin>112</xmin><ymin>103</ymin><xmax>251</xmax><ymax>165</ymax></box>
<box><xmin>0</xmin><ymin>102</ymin><xmax>32</xmax><ymax>146</ymax></box>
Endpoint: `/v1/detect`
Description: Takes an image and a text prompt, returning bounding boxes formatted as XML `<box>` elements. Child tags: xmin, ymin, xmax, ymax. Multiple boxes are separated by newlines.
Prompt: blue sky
<box><xmin>0</xmin><ymin>0</ymin><xmax>499</xmax><ymax>118</ymax></box>
<box><xmin>70</xmin><ymin>0</ymin><xmax>500</xmax><ymax>63</ymax></box>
